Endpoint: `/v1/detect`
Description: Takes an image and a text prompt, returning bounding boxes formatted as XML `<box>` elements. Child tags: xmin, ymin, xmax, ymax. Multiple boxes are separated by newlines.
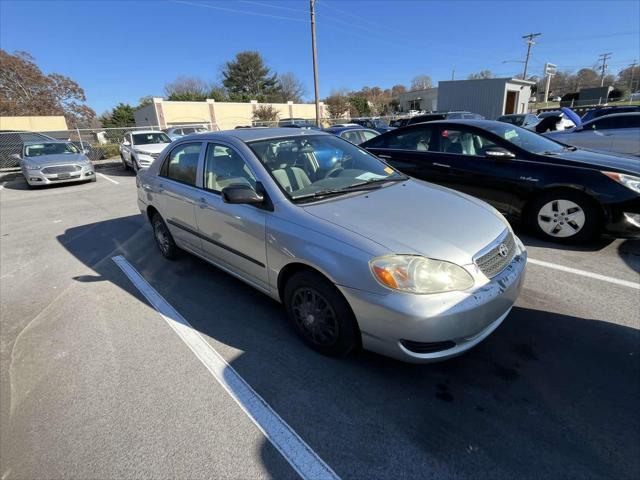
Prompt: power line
<box><xmin>172</xmin><ymin>0</ymin><xmax>307</xmax><ymax>23</ymax></box>
<box><xmin>238</xmin><ymin>0</ymin><xmax>307</xmax><ymax>13</ymax></box>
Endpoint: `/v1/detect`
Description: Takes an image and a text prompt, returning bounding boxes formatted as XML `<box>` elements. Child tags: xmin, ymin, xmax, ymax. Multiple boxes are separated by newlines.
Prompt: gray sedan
<box><xmin>19</xmin><ymin>141</ymin><xmax>96</xmax><ymax>187</ymax></box>
<box><xmin>136</xmin><ymin>128</ymin><xmax>526</xmax><ymax>363</ymax></box>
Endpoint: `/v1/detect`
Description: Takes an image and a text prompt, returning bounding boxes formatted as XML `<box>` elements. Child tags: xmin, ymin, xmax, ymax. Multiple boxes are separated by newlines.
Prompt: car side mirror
<box><xmin>10</xmin><ymin>153</ymin><xmax>21</xmax><ymax>160</ymax></box>
<box><xmin>485</xmin><ymin>147</ymin><xmax>515</xmax><ymax>160</ymax></box>
<box><xmin>122</xmin><ymin>141</ymin><xmax>130</xmax><ymax>146</ymax></box>
<box><xmin>221</xmin><ymin>184</ymin><xmax>264</xmax><ymax>205</ymax></box>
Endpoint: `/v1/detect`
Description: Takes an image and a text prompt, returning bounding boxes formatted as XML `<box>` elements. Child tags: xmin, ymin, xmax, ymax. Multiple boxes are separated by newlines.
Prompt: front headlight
<box><xmin>602</xmin><ymin>171</ymin><xmax>640</xmax><ymax>194</ymax></box>
<box><xmin>370</xmin><ymin>255</ymin><xmax>474</xmax><ymax>294</ymax></box>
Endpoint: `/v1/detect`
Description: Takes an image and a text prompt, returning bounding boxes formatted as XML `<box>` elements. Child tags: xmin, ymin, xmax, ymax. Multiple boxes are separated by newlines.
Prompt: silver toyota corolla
<box><xmin>19</xmin><ymin>141</ymin><xmax>96</xmax><ymax>187</ymax></box>
<box><xmin>136</xmin><ymin>128</ymin><xmax>526</xmax><ymax>363</ymax></box>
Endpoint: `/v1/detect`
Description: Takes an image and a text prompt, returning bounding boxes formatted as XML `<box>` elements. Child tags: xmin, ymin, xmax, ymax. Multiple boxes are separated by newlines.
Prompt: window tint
<box><xmin>361</xmin><ymin>130</ymin><xmax>379</xmax><ymax>142</ymax></box>
<box><xmin>183</xmin><ymin>127</ymin><xmax>195</xmax><ymax>134</ymax></box>
<box><xmin>162</xmin><ymin>142</ymin><xmax>201</xmax><ymax>185</ymax></box>
<box><xmin>387</xmin><ymin>127</ymin><xmax>434</xmax><ymax>151</ymax></box>
<box><xmin>590</xmin><ymin>116</ymin><xmax>637</xmax><ymax>130</ymax></box>
<box><xmin>435</xmin><ymin>128</ymin><xmax>497</xmax><ymax>156</ymax></box>
<box><xmin>203</xmin><ymin>143</ymin><xmax>256</xmax><ymax>193</ymax></box>
<box><xmin>342</xmin><ymin>130</ymin><xmax>362</xmax><ymax>144</ymax></box>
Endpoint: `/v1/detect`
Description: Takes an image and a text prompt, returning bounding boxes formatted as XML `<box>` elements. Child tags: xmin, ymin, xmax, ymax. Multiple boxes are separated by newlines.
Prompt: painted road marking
<box><xmin>97</xmin><ymin>173</ymin><xmax>119</xmax><ymax>184</ymax></box>
<box><xmin>111</xmin><ymin>255</ymin><xmax>340</xmax><ymax>480</ymax></box>
<box><xmin>528</xmin><ymin>258</ymin><xmax>640</xmax><ymax>290</ymax></box>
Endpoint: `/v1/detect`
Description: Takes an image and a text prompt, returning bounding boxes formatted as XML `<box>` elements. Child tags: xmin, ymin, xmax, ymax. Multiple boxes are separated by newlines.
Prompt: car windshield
<box><xmin>484</xmin><ymin>123</ymin><xmax>566</xmax><ymax>154</ymax></box>
<box><xmin>24</xmin><ymin>142</ymin><xmax>79</xmax><ymax>157</ymax></box>
<box><xmin>248</xmin><ymin>134</ymin><xmax>406</xmax><ymax>202</ymax></box>
<box><xmin>132</xmin><ymin>132</ymin><xmax>171</xmax><ymax>145</ymax></box>
<box><xmin>498</xmin><ymin>115</ymin><xmax>525</xmax><ymax>125</ymax></box>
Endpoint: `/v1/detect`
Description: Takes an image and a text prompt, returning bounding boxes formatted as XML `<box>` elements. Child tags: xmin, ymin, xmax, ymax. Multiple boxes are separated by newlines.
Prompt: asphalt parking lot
<box><xmin>1</xmin><ymin>169</ymin><xmax>639</xmax><ymax>480</ymax></box>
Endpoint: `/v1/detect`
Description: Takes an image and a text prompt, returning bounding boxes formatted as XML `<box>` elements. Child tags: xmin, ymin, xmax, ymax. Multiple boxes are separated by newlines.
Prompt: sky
<box><xmin>1</xmin><ymin>0</ymin><xmax>639</xmax><ymax>114</ymax></box>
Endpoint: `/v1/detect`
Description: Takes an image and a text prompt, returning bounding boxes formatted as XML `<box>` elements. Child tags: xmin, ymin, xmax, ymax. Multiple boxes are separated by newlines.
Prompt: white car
<box><xmin>544</xmin><ymin>113</ymin><xmax>640</xmax><ymax>157</ymax></box>
<box><xmin>120</xmin><ymin>131</ymin><xmax>172</xmax><ymax>171</ymax></box>
<box><xmin>630</xmin><ymin>91</ymin><xmax>640</xmax><ymax>102</ymax></box>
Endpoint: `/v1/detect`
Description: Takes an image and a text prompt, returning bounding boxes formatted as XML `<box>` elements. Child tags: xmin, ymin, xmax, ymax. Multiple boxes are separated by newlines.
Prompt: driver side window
<box><xmin>387</xmin><ymin>127</ymin><xmax>434</xmax><ymax>151</ymax></box>
<box><xmin>203</xmin><ymin>143</ymin><xmax>256</xmax><ymax>193</ymax></box>
<box><xmin>435</xmin><ymin>128</ymin><xmax>498</xmax><ymax>156</ymax></box>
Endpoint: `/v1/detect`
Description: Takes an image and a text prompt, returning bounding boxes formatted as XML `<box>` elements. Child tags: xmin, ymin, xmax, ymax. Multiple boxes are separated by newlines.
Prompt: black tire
<box><xmin>151</xmin><ymin>212</ymin><xmax>178</xmax><ymax>260</ymax></box>
<box><xmin>283</xmin><ymin>270</ymin><xmax>360</xmax><ymax>357</ymax></box>
<box><xmin>526</xmin><ymin>189</ymin><xmax>601</xmax><ymax>244</ymax></box>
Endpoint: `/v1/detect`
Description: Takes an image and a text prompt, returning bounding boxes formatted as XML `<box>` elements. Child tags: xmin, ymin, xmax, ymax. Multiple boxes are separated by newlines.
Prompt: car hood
<box><xmin>539</xmin><ymin>147</ymin><xmax>640</xmax><ymax>175</ymax></box>
<box><xmin>133</xmin><ymin>143</ymin><xmax>170</xmax><ymax>154</ymax></box>
<box><xmin>303</xmin><ymin>179</ymin><xmax>509</xmax><ymax>266</ymax></box>
<box><xmin>22</xmin><ymin>153</ymin><xmax>88</xmax><ymax>166</ymax></box>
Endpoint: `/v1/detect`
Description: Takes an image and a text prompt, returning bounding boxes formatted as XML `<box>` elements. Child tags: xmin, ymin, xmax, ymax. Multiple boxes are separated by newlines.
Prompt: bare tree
<box><xmin>253</xmin><ymin>105</ymin><xmax>279</xmax><ymax>123</ymax></box>
<box><xmin>467</xmin><ymin>70</ymin><xmax>493</xmax><ymax>79</ymax></box>
<box><xmin>272</xmin><ymin>72</ymin><xmax>306</xmax><ymax>103</ymax></box>
<box><xmin>0</xmin><ymin>49</ymin><xmax>95</xmax><ymax>127</ymax></box>
<box><xmin>410</xmin><ymin>75</ymin><xmax>432</xmax><ymax>90</ymax></box>
<box><xmin>164</xmin><ymin>76</ymin><xmax>209</xmax><ymax>100</ymax></box>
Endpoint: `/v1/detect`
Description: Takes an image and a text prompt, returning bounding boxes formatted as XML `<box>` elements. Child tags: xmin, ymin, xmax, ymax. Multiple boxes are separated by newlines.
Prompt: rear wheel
<box><xmin>283</xmin><ymin>270</ymin><xmax>359</xmax><ymax>357</ymax></box>
<box><xmin>151</xmin><ymin>212</ymin><xmax>178</xmax><ymax>260</ymax></box>
<box><xmin>526</xmin><ymin>190</ymin><xmax>600</xmax><ymax>243</ymax></box>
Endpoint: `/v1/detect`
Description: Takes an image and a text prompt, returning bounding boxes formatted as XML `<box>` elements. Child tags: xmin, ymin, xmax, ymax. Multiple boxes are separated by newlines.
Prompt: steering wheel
<box><xmin>325</xmin><ymin>166</ymin><xmax>344</xmax><ymax>178</ymax></box>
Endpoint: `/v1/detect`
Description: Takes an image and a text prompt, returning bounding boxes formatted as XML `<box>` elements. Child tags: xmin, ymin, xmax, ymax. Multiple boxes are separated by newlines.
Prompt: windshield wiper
<box><xmin>342</xmin><ymin>175</ymin><xmax>409</xmax><ymax>190</ymax></box>
<box><xmin>292</xmin><ymin>189</ymin><xmax>351</xmax><ymax>202</ymax></box>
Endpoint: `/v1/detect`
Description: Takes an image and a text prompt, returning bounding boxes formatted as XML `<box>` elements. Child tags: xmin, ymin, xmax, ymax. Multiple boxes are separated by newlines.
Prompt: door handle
<box><xmin>198</xmin><ymin>197</ymin><xmax>207</xmax><ymax>208</ymax></box>
<box><xmin>432</xmin><ymin>162</ymin><xmax>451</xmax><ymax>168</ymax></box>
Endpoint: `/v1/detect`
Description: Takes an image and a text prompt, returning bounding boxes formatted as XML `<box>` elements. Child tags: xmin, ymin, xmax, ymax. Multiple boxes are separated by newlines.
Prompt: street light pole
<box><xmin>310</xmin><ymin>0</ymin><xmax>320</xmax><ymax>127</ymax></box>
<box><xmin>522</xmin><ymin>33</ymin><xmax>541</xmax><ymax>80</ymax></box>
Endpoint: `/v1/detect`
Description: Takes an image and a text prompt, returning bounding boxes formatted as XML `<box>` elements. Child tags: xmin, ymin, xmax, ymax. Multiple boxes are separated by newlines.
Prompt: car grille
<box><xmin>474</xmin><ymin>231</ymin><xmax>516</xmax><ymax>279</ymax></box>
<box><xmin>42</xmin><ymin>165</ymin><xmax>81</xmax><ymax>174</ymax></box>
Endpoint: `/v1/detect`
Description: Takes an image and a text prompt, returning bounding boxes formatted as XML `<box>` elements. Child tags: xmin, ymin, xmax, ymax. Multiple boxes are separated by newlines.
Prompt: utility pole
<box><xmin>522</xmin><ymin>32</ymin><xmax>541</xmax><ymax>80</ymax></box>
<box><xmin>309</xmin><ymin>0</ymin><xmax>320</xmax><ymax>127</ymax></box>
<box><xmin>598</xmin><ymin>52</ymin><xmax>612</xmax><ymax>86</ymax></box>
<box><xmin>451</xmin><ymin>68</ymin><xmax>455</xmax><ymax>80</ymax></box>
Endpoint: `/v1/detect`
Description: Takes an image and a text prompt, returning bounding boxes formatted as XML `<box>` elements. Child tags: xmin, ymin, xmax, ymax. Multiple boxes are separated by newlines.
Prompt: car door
<box><xmin>427</xmin><ymin>125</ymin><xmax>520</xmax><ymax>213</ymax></box>
<box><xmin>363</xmin><ymin>124</ymin><xmax>439</xmax><ymax>180</ymax></box>
<box><xmin>570</xmin><ymin>118</ymin><xmax>615</xmax><ymax>152</ymax></box>
<box><xmin>195</xmin><ymin>141</ymin><xmax>269</xmax><ymax>291</ymax></box>
<box><xmin>606</xmin><ymin>115</ymin><xmax>640</xmax><ymax>156</ymax></box>
<box><xmin>156</xmin><ymin>142</ymin><xmax>204</xmax><ymax>253</ymax></box>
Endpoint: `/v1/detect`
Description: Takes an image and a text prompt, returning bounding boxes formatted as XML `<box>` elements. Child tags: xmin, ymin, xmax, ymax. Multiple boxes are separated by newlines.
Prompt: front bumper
<box><xmin>22</xmin><ymin>166</ymin><xmax>95</xmax><ymax>186</ymax></box>
<box><xmin>340</xmin><ymin>250</ymin><xmax>527</xmax><ymax>363</ymax></box>
<box><xmin>604</xmin><ymin>196</ymin><xmax>640</xmax><ymax>238</ymax></box>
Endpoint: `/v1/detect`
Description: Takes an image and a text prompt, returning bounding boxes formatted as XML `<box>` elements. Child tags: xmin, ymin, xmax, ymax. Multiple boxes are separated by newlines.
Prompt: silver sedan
<box><xmin>19</xmin><ymin>141</ymin><xmax>96</xmax><ymax>187</ymax></box>
<box><xmin>136</xmin><ymin>128</ymin><xmax>526</xmax><ymax>363</ymax></box>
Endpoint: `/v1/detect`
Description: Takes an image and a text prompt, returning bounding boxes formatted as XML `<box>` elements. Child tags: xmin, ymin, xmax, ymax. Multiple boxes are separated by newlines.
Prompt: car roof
<box><xmin>128</xmin><ymin>130</ymin><xmax>167</xmax><ymax>134</ymax></box>
<box><xmin>586</xmin><ymin>112</ymin><xmax>640</xmax><ymax>121</ymax></box>
<box><xmin>398</xmin><ymin>119</ymin><xmax>510</xmax><ymax>128</ymax></box>
<box><xmin>183</xmin><ymin>127</ymin><xmax>330</xmax><ymax>143</ymax></box>
<box><xmin>324</xmin><ymin>125</ymin><xmax>368</xmax><ymax>133</ymax></box>
<box><xmin>23</xmin><ymin>140</ymin><xmax>69</xmax><ymax>145</ymax></box>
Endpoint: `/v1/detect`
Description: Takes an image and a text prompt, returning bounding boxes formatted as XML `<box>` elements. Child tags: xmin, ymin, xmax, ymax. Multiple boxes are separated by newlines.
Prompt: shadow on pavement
<box><xmin>59</xmin><ymin>214</ymin><xmax>640</xmax><ymax>479</ymax></box>
<box><xmin>516</xmin><ymin>230</ymin><xmax>617</xmax><ymax>252</ymax></box>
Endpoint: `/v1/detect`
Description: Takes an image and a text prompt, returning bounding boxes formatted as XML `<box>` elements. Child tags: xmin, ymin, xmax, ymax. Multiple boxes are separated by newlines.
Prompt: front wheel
<box><xmin>283</xmin><ymin>270</ymin><xmax>359</xmax><ymax>357</ymax></box>
<box><xmin>526</xmin><ymin>190</ymin><xmax>600</xmax><ymax>243</ymax></box>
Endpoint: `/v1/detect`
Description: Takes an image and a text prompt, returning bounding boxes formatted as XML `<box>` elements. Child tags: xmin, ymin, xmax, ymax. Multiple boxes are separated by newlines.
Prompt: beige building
<box><xmin>134</xmin><ymin>98</ymin><xmax>326</xmax><ymax>131</ymax></box>
<box><xmin>0</xmin><ymin>115</ymin><xmax>68</xmax><ymax>132</ymax></box>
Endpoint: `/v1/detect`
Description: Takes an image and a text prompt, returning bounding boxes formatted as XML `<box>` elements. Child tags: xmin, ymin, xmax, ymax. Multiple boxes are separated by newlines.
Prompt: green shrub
<box><xmin>94</xmin><ymin>144</ymin><xmax>120</xmax><ymax>159</ymax></box>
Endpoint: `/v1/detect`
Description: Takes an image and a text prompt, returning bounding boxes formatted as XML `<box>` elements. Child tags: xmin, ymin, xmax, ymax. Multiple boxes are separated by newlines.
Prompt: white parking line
<box><xmin>528</xmin><ymin>258</ymin><xmax>640</xmax><ymax>290</ymax></box>
<box><xmin>111</xmin><ymin>255</ymin><xmax>340</xmax><ymax>480</ymax></box>
<box><xmin>97</xmin><ymin>172</ymin><xmax>119</xmax><ymax>184</ymax></box>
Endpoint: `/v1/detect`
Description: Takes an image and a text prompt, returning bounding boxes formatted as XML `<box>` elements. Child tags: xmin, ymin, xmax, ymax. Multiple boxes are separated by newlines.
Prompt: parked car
<box><xmin>323</xmin><ymin>125</ymin><xmax>379</xmax><ymax>145</ymax></box>
<box><xmin>0</xmin><ymin>130</ymin><xmax>58</xmax><ymax>168</ymax></box>
<box><xmin>544</xmin><ymin>113</ymin><xmax>640</xmax><ymax>157</ymax></box>
<box><xmin>497</xmin><ymin>113</ymin><xmax>539</xmax><ymax>130</ymax></box>
<box><xmin>535</xmin><ymin>111</ymin><xmax>576</xmax><ymax>132</ymax></box>
<box><xmin>164</xmin><ymin>126</ymin><xmax>208</xmax><ymax>141</ymax></box>
<box><xmin>120</xmin><ymin>131</ymin><xmax>172</xmax><ymax>171</ymax></box>
<box><xmin>389</xmin><ymin>117</ymin><xmax>411</xmax><ymax>128</ymax></box>
<box><xmin>277</xmin><ymin>118</ymin><xmax>321</xmax><ymax>130</ymax></box>
<box><xmin>18</xmin><ymin>141</ymin><xmax>96</xmax><ymax>187</ymax></box>
<box><xmin>581</xmin><ymin>105</ymin><xmax>640</xmax><ymax>123</ymax></box>
<box><xmin>361</xmin><ymin>120</ymin><xmax>640</xmax><ymax>242</ymax></box>
<box><xmin>630</xmin><ymin>91</ymin><xmax>640</xmax><ymax>102</ymax></box>
<box><xmin>136</xmin><ymin>128</ymin><xmax>526</xmax><ymax>363</ymax></box>
<box><xmin>406</xmin><ymin>111</ymin><xmax>484</xmax><ymax>126</ymax></box>
<box><xmin>350</xmin><ymin>118</ymin><xmax>394</xmax><ymax>133</ymax></box>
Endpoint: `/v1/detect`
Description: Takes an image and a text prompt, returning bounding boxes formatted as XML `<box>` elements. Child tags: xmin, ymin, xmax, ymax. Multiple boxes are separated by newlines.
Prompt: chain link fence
<box><xmin>0</xmin><ymin>116</ymin><xmax>410</xmax><ymax>170</ymax></box>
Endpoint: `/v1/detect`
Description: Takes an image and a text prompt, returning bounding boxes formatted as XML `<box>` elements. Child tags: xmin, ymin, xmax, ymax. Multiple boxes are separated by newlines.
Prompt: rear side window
<box><xmin>589</xmin><ymin>116</ymin><xmax>634</xmax><ymax>130</ymax></box>
<box><xmin>161</xmin><ymin>142</ymin><xmax>201</xmax><ymax>185</ymax></box>
<box><xmin>341</xmin><ymin>130</ymin><xmax>362</xmax><ymax>144</ymax></box>
<box><xmin>386</xmin><ymin>127</ymin><xmax>434</xmax><ymax>151</ymax></box>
